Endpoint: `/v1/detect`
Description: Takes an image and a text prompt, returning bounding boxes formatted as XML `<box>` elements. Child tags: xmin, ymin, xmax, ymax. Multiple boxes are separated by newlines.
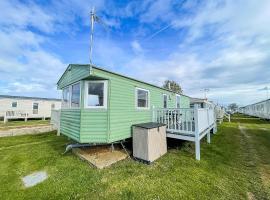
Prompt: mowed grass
<box><xmin>0</xmin><ymin>119</ymin><xmax>49</xmax><ymax>130</ymax></box>
<box><xmin>0</xmin><ymin>115</ymin><xmax>270</xmax><ymax>199</ymax></box>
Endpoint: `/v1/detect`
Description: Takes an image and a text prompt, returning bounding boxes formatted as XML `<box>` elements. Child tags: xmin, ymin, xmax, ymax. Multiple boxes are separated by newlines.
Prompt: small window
<box><xmin>62</xmin><ymin>87</ymin><xmax>70</xmax><ymax>108</ymax></box>
<box><xmin>33</xmin><ymin>103</ymin><xmax>39</xmax><ymax>114</ymax></box>
<box><xmin>163</xmin><ymin>94</ymin><xmax>168</xmax><ymax>108</ymax></box>
<box><xmin>176</xmin><ymin>95</ymin><xmax>181</xmax><ymax>108</ymax></box>
<box><xmin>12</xmin><ymin>102</ymin><xmax>17</xmax><ymax>108</ymax></box>
<box><xmin>136</xmin><ymin>88</ymin><xmax>149</xmax><ymax>109</ymax></box>
<box><xmin>85</xmin><ymin>81</ymin><xmax>107</xmax><ymax>108</ymax></box>
<box><xmin>51</xmin><ymin>103</ymin><xmax>55</xmax><ymax>109</ymax></box>
<box><xmin>71</xmin><ymin>83</ymin><xmax>80</xmax><ymax>108</ymax></box>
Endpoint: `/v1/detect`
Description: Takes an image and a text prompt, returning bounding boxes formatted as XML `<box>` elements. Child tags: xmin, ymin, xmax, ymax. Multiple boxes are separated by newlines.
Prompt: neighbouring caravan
<box><xmin>0</xmin><ymin>95</ymin><xmax>61</xmax><ymax>122</ymax></box>
<box><xmin>57</xmin><ymin>64</ymin><xmax>190</xmax><ymax>144</ymax></box>
<box><xmin>190</xmin><ymin>97</ymin><xmax>213</xmax><ymax>109</ymax></box>
<box><xmin>239</xmin><ymin>99</ymin><xmax>270</xmax><ymax>119</ymax></box>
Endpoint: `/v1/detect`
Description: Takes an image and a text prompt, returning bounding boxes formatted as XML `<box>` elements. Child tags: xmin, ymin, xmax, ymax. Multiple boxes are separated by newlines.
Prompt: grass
<box><xmin>0</xmin><ymin>115</ymin><xmax>270</xmax><ymax>199</ymax></box>
<box><xmin>0</xmin><ymin>119</ymin><xmax>49</xmax><ymax>130</ymax></box>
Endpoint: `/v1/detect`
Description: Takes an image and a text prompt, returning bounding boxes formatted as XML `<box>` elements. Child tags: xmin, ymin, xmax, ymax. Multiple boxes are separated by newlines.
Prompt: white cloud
<box><xmin>139</xmin><ymin>0</ymin><xmax>175</xmax><ymax>23</ymax></box>
<box><xmin>0</xmin><ymin>1</ymin><xmax>55</xmax><ymax>33</ymax></box>
<box><xmin>0</xmin><ymin>0</ymin><xmax>269</xmax><ymax>106</ymax></box>
<box><xmin>131</xmin><ymin>40</ymin><xmax>143</xmax><ymax>54</ymax></box>
<box><xmin>10</xmin><ymin>82</ymin><xmax>47</xmax><ymax>93</ymax></box>
<box><xmin>0</xmin><ymin>1</ymin><xmax>67</xmax><ymax>97</ymax></box>
<box><xmin>126</xmin><ymin>0</ymin><xmax>270</xmax><ymax>105</ymax></box>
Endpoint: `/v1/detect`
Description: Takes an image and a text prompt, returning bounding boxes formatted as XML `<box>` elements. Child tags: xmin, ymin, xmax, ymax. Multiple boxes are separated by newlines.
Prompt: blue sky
<box><xmin>0</xmin><ymin>0</ymin><xmax>270</xmax><ymax>106</ymax></box>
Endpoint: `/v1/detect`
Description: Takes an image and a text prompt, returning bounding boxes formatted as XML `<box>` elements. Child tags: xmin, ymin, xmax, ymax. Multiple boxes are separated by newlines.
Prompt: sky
<box><xmin>0</xmin><ymin>0</ymin><xmax>270</xmax><ymax>106</ymax></box>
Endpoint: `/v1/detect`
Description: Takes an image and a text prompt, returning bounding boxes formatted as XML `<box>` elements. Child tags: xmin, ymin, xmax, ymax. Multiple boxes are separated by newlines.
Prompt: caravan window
<box><xmin>71</xmin><ymin>83</ymin><xmax>80</xmax><ymax>108</ymax></box>
<box><xmin>176</xmin><ymin>95</ymin><xmax>180</xmax><ymax>108</ymax></box>
<box><xmin>33</xmin><ymin>103</ymin><xmax>39</xmax><ymax>114</ymax></box>
<box><xmin>136</xmin><ymin>88</ymin><xmax>149</xmax><ymax>109</ymax></box>
<box><xmin>163</xmin><ymin>94</ymin><xmax>168</xmax><ymax>108</ymax></box>
<box><xmin>62</xmin><ymin>87</ymin><xmax>70</xmax><ymax>108</ymax></box>
<box><xmin>85</xmin><ymin>81</ymin><xmax>107</xmax><ymax>108</ymax></box>
<box><xmin>12</xmin><ymin>102</ymin><xmax>17</xmax><ymax>108</ymax></box>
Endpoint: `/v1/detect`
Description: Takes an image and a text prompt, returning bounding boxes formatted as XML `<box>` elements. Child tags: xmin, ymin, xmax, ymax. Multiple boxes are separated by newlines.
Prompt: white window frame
<box><xmin>176</xmin><ymin>94</ymin><xmax>181</xmax><ymax>108</ymax></box>
<box><xmin>32</xmin><ymin>102</ymin><xmax>39</xmax><ymax>114</ymax></box>
<box><xmin>84</xmin><ymin>80</ymin><xmax>108</xmax><ymax>109</ymax></box>
<box><xmin>11</xmin><ymin>101</ymin><xmax>18</xmax><ymax>108</ymax></box>
<box><xmin>163</xmin><ymin>94</ymin><xmax>168</xmax><ymax>108</ymax></box>
<box><xmin>61</xmin><ymin>82</ymin><xmax>81</xmax><ymax>109</ymax></box>
<box><xmin>135</xmin><ymin>87</ymin><xmax>150</xmax><ymax>110</ymax></box>
<box><xmin>62</xmin><ymin>86</ymin><xmax>70</xmax><ymax>109</ymax></box>
<box><xmin>70</xmin><ymin>82</ymin><xmax>81</xmax><ymax>109</ymax></box>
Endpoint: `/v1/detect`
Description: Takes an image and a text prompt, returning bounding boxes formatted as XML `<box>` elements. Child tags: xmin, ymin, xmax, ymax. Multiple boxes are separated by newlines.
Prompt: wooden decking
<box><xmin>152</xmin><ymin>105</ymin><xmax>216</xmax><ymax>160</ymax></box>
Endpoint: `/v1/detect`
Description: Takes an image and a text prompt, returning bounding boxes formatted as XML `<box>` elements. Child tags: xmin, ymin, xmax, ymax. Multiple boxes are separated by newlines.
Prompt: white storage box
<box><xmin>133</xmin><ymin>122</ymin><xmax>167</xmax><ymax>163</ymax></box>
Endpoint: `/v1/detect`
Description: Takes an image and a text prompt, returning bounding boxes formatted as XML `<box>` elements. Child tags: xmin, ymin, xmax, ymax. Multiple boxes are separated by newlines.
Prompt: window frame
<box><xmin>70</xmin><ymin>82</ymin><xmax>81</xmax><ymax>108</ymax></box>
<box><xmin>135</xmin><ymin>87</ymin><xmax>150</xmax><ymax>110</ymax></box>
<box><xmin>163</xmin><ymin>94</ymin><xmax>168</xmax><ymax>108</ymax></box>
<box><xmin>62</xmin><ymin>86</ymin><xmax>71</xmax><ymax>109</ymax></box>
<box><xmin>84</xmin><ymin>80</ymin><xmax>108</xmax><ymax>109</ymax></box>
<box><xmin>11</xmin><ymin>101</ymin><xmax>17</xmax><ymax>108</ymax></box>
<box><xmin>176</xmin><ymin>94</ymin><xmax>181</xmax><ymax>108</ymax></box>
<box><xmin>61</xmin><ymin>81</ymin><xmax>81</xmax><ymax>109</ymax></box>
<box><xmin>32</xmin><ymin>102</ymin><xmax>39</xmax><ymax>114</ymax></box>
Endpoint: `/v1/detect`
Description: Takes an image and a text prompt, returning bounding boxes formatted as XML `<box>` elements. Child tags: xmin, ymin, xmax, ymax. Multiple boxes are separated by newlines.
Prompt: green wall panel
<box><xmin>58</xmin><ymin>65</ymin><xmax>90</xmax><ymax>89</ymax></box>
<box><xmin>80</xmin><ymin>109</ymin><xmax>108</xmax><ymax>143</ymax></box>
<box><xmin>93</xmin><ymin>67</ymin><xmax>190</xmax><ymax>143</ymax></box>
<box><xmin>60</xmin><ymin>109</ymin><xmax>81</xmax><ymax>142</ymax></box>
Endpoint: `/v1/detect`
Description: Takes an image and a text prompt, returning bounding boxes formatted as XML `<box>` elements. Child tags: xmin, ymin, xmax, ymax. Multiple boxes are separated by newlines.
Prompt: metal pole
<box><xmin>194</xmin><ymin>104</ymin><xmax>200</xmax><ymax>160</ymax></box>
<box><xmin>89</xmin><ymin>7</ymin><xmax>95</xmax><ymax>64</ymax></box>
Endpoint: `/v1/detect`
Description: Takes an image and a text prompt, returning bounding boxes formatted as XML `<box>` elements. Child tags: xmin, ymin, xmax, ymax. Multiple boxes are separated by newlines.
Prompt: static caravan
<box><xmin>0</xmin><ymin>95</ymin><xmax>61</xmax><ymax>122</ymax></box>
<box><xmin>239</xmin><ymin>99</ymin><xmax>270</xmax><ymax>119</ymax></box>
<box><xmin>190</xmin><ymin>97</ymin><xmax>213</xmax><ymax>109</ymax></box>
<box><xmin>57</xmin><ymin>64</ymin><xmax>190</xmax><ymax>144</ymax></box>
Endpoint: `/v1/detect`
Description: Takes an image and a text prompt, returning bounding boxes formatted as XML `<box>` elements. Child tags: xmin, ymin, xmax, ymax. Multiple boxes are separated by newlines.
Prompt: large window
<box><xmin>62</xmin><ymin>82</ymin><xmax>81</xmax><ymax>109</ymax></box>
<box><xmin>163</xmin><ymin>94</ymin><xmax>168</xmax><ymax>108</ymax></box>
<box><xmin>62</xmin><ymin>87</ymin><xmax>70</xmax><ymax>108</ymax></box>
<box><xmin>33</xmin><ymin>103</ymin><xmax>39</xmax><ymax>114</ymax></box>
<box><xmin>85</xmin><ymin>81</ymin><xmax>107</xmax><ymax>108</ymax></box>
<box><xmin>176</xmin><ymin>95</ymin><xmax>181</xmax><ymax>108</ymax></box>
<box><xmin>71</xmin><ymin>83</ymin><xmax>80</xmax><ymax>108</ymax></box>
<box><xmin>136</xmin><ymin>88</ymin><xmax>149</xmax><ymax>109</ymax></box>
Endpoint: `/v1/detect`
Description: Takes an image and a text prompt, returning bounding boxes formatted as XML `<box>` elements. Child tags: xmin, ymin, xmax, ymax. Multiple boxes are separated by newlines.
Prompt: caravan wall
<box><xmin>239</xmin><ymin>99</ymin><xmax>270</xmax><ymax>120</ymax></box>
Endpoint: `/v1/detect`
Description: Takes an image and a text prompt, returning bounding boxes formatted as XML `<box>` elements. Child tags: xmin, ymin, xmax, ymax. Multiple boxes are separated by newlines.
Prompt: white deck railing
<box><xmin>152</xmin><ymin>106</ymin><xmax>216</xmax><ymax>160</ymax></box>
<box><xmin>214</xmin><ymin>106</ymin><xmax>230</xmax><ymax>123</ymax></box>
<box><xmin>50</xmin><ymin>109</ymin><xmax>61</xmax><ymax>135</ymax></box>
<box><xmin>5</xmin><ymin>110</ymin><xmax>28</xmax><ymax>118</ymax></box>
<box><xmin>153</xmin><ymin>108</ymin><xmax>195</xmax><ymax>135</ymax></box>
<box><xmin>152</xmin><ymin>106</ymin><xmax>215</xmax><ymax>137</ymax></box>
<box><xmin>197</xmin><ymin>108</ymin><xmax>215</xmax><ymax>133</ymax></box>
<box><xmin>4</xmin><ymin>110</ymin><xmax>29</xmax><ymax>123</ymax></box>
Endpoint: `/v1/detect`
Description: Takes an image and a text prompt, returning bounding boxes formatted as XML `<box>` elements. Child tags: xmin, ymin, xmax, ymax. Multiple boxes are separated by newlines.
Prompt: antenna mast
<box><xmin>90</xmin><ymin>7</ymin><xmax>95</xmax><ymax>64</ymax></box>
<box><xmin>201</xmin><ymin>88</ymin><xmax>209</xmax><ymax>99</ymax></box>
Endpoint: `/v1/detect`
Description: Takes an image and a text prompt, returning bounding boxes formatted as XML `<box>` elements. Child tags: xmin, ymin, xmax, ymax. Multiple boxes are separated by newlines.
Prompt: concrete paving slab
<box><xmin>73</xmin><ymin>145</ymin><xmax>128</xmax><ymax>169</ymax></box>
<box><xmin>0</xmin><ymin>125</ymin><xmax>55</xmax><ymax>137</ymax></box>
<box><xmin>22</xmin><ymin>171</ymin><xmax>48</xmax><ymax>188</ymax></box>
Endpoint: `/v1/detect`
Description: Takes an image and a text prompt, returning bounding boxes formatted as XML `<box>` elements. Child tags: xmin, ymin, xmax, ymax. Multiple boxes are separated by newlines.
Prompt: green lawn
<box><xmin>0</xmin><ymin>116</ymin><xmax>270</xmax><ymax>199</ymax></box>
<box><xmin>0</xmin><ymin>119</ymin><xmax>49</xmax><ymax>130</ymax></box>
